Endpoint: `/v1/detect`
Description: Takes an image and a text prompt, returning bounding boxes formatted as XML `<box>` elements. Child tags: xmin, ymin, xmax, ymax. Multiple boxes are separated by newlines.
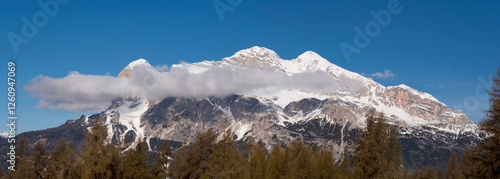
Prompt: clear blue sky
<box><xmin>1</xmin><ymin>0</ymin><xmax>499</xmax><ymax>133</ymax></box>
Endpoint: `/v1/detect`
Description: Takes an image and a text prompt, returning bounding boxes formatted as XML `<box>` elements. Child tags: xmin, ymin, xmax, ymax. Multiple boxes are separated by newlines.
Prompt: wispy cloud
<box><xmin>24</xmin><ymin>64</ymin><xmax>364</xmax><ymax>113</ymax></box>
<box><xmin>154</xmin><ymin>65</ymin><xmax>169</xmax><ymax>72</ymax></box>
<box><xmin>363</xmin><ymin>70</ymin><xmax>397</xmax><ymax>79</ymax></box>
<box><xmin>425</xmin><ymin>84</ymin><xmax>445</xmax><ymax>89</ymax></box>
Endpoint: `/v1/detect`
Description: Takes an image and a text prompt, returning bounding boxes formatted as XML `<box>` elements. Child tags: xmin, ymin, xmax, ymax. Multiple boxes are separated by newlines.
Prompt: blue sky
<box><xmin>1</xmin><ymin>0</ymin><xmax>499</xmax><ymax>133</ymax></box>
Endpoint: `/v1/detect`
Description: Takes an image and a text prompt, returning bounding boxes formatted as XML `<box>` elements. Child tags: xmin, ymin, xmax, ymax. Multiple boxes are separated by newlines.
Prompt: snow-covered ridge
<box><xmin>388</xmin><ymin>84</ymin><xmax>442</xmax><ymax>104</ymax></box>
<box><xmin>103</xmin><ymin>98</ymin><xmax>149</xmax><ymax>148</ymax></box>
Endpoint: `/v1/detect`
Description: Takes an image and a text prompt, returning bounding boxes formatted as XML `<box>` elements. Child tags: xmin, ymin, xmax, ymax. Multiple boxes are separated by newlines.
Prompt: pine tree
<box><xmin>45</xmin><ymin>139</ymin><xmax>77</xmax><ymax>179</ymax></box>
<box><xmin>122</xmin><ymin>140</ymin><xmax>152</xmax><ymax>179</ymax></box>
<box><xmin>476</xmin><ymin>67</ymin><xmax>500</xmax><ymax>178</ymax></box>
<box><xmin>265</xmin><ymin>141</ymin><xmax>286</xmax><ymax>179</ymax></box>
<box><xmin>445</xmin><ymin>152</ymin><xmax>462</xmax><ymax>179</ymax></box>
<box><xmin>13</xmin><ymin>137</ymin><xmax>36</xmax><ymax>179</ymax></box>
<box><xmin>152</xmin><ymin>140</ymin><xmax>172</xmax><ymax>179</ymax></box>
<box><xmin>249</xmin><ymin>141</ymin><xmax>267</xmax><ymax>179</ymax></box>
<box><xmin>78</xmin><ymin>118</ymin><xmax>115</xmax><ymax>178</ymax></box>
<box><xmin>203</xmin><ymin>129</ymin><xmax>248</xmax><ymax>178</ymax></box>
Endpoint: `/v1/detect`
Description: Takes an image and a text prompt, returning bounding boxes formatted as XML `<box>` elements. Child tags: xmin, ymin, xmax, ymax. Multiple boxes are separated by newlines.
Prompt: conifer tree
<box><xmin>460</xmin><ymin>146</ymin><xmax>483</xmax><ymax>179</ymax></box>
<box><xmin>445</xmin><ymin>152</ymin><xmax>462</xmax><ymax>179</ymax></box>
<box><xmin>476</xmin><ymin>67</ymin><xmax>500</xmax><ymax>178</ymax></box>
<box><xmin>336</xmin><ymin>146</ymin><xmax>352</xmax><ymax>179</ymax></box>
<box><xmin>0</xmin><ymin>164</ymin><xmax>4</xmax><ymax>178</ymax></box>
<box><xmin>152</xmin><ymin>140</ymin><xmax>172</xmax><ymax>179</ymax></box>
<box><xmin>242</xmin><ymin>136</ymin><xmax>256</xmax><ymax>160</ymax></box>
<box><xmin>203</xmin><ymin>129</ymin><xmax>248</xmax><ymax>178</ymax></box>
<box><xmin>13</xmin><ymin>137</ymin><xmax>35</xmax><ymax>179</ymax></box>
<box><xmin>386</xmin><ymin>125</ymin><xmax>403</xmax><ymax>178</ymax></box>
<box><xmin>421</xmin><ymin>166</ymin><xmax>438</xmax><ymax>179</ymax></box>
<box><xmin>169</xmin><ymin>128</ymin><xmax>217</xmax><ymax>179</ymax></box>
<box><xmin>265</xmin><ymin>141</ymin><xmax>286</xmax><ymax>179</ymax></box>
<box><xmin>78</xmin><ymin>118</ymin><xmax>115</xmax><ymax>178</ymax></box>
<box><xmin>353</xmin><ymin>110</ymin><xmax>383</xmax><ymax>178</ymax></box>
<box><xmin>310</xmin><ymin>144</ymin><xmax>335</xmax><ymax>179</ymax></box>
<box><xmin>45</xmin><ymin>139</ymin><xmax>77</xmax><ymax>179</ymax></box>
<box><xmin>122</xmin><ymin>140</ymin><xmax>152</xmax><ymax>179</ymax></box>
<box><xmin>352</xmin><ymin>110</ymin><xmax>402</xmax><ymax>178</ymax></box>
<box><xmin>249</xmin><ymin>141</ymin><xmax>267</xmax><ymax>179</ymax></box>
<box><xmin>32</xmin><ymin>142</ymin><xmax>48</xmax><ymax>178</ymax></box>
<box><xmin>286</xmin><ymin>139</ymin><xmax>312</xmax><ymax>179</ymax></box>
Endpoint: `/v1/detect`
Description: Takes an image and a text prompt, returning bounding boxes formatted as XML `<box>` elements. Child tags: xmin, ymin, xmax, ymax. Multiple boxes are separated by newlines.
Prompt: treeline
<box><xmin>0</xmin><ymin>111</ymin><xmax>479</xmax><ymax>179</ymax></box>
<box><xmin>1</xmin><ymin>68</ymin><xmax>499</xmax><ymax>179</ymax></box>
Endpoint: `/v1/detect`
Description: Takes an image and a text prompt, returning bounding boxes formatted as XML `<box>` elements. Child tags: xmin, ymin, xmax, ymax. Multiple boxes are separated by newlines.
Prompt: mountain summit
<box><xmin>118</xmin><ymin>59</ymin><xmax>156</xmax><ymax>78</ymax></box>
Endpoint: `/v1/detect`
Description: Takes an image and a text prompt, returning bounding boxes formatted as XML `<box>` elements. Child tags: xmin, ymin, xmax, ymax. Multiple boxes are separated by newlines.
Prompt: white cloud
<box><xmin>24</xmin><ymin>64</ymin><xmax>363</xmax><ymax>113</ymax></box>
<box><xmin>154</xmin><ymin>65</ymin><xmax>169</xmax><ymax>72</ymax></box>
<box><xmin>363</xmin><ymin>70</ymin><xmax>397</xmax><ymax>79</ymax></box>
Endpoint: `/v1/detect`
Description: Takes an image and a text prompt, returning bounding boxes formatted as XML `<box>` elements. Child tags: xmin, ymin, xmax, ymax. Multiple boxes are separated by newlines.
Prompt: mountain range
<box><xmin>0</xmin><ymin>46</ymin><xmax>483</xmax><ymax>169</ymax></box>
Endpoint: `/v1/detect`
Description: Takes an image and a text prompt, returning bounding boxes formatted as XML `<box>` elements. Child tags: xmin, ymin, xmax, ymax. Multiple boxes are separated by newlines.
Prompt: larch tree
<box><xmin>121</xmin><ymin>140</ymin><xmax>152</xmax><ymax>179</ymax></box>
<box><xmin>13</xmin><ymin>137</ymin><xmax>35</xmax><ymax>179</ymax></box>
<box><xmin>445</xmin><ymin>152</ymin><xmax>462</xmax><ymax>179</ymax></box>
<box><xmin>152</xmin><ymin>140</ymin><xmax>172</xmax><ymax>179</ymax></box>
<box><xmin>265</xmin><ymin>141</ymin><xmax>286</xmax><ymax>179</ymax></box>
<box><xmin>477</xmin><ymin>66</ymin><xmax>500</xmax><ymax>178</ymax></box>
<box><xmin>169</xmin><ymin>128</ymin><xmax>217</xmax><ymax>179</ymax></box>
<box><xmin>310</xmin><ymin>143</ymin><xmax>335</xmax><ymax>179</ymax></box>
<box><xmin>203</xmin><ymin>129</ymin><xmax>248</xmax><ymax>179</ymax></box>
<box><xmin>286</xmin><ymin>139</ymin><xmax>312</xmax><ymax>179</ymax></box>
<box><xmin>45</xmin><ymin>139</ymin><xmax>77</xmax><ymax>179</ymax></box>
<box><xmin>352</xmin><ymin>110</ymin><xmax>402</xmax><ymax>178</ymax></box>
<box><xmin>249</xmin><ymin>141</ymin><xmax>267</xmax><ymax>179</ymax></box>
<box><xmin>78</xmin><ymin>118</ymin><xmax>115</xmax><ymax>179</ymax></box>
<box><xmin>335</xmin><ymin>146</ymin><xmax>352</xmax><ymax>179</ymax></box>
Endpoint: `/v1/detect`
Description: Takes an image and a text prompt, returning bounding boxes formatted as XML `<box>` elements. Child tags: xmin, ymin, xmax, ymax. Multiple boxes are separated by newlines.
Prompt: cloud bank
<box><xmin>24</xmin><ymin>64</ymin><xmax>363</xmax><ymax>112</ymax></box>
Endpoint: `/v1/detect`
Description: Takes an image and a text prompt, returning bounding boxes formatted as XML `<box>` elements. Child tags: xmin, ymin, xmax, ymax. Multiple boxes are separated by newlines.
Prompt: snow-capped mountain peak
<box><xmin>118</xmin><ymin>59</ymin><xmax>158</xmax><ymax>78</ymax></box>
<box><xmin>128</xmin><ymin>59</ymin><xmax>150</xmax><ymax>69</ymax></box>
<box><xmin>222</xmin><ymin>46</ymin><xmax>281</xmax><ymax>66</ymax></box>
<box><xmin>0</xmin><ymin>131</ymin><xmax>9</xmax><ymax>138</ymax></box>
